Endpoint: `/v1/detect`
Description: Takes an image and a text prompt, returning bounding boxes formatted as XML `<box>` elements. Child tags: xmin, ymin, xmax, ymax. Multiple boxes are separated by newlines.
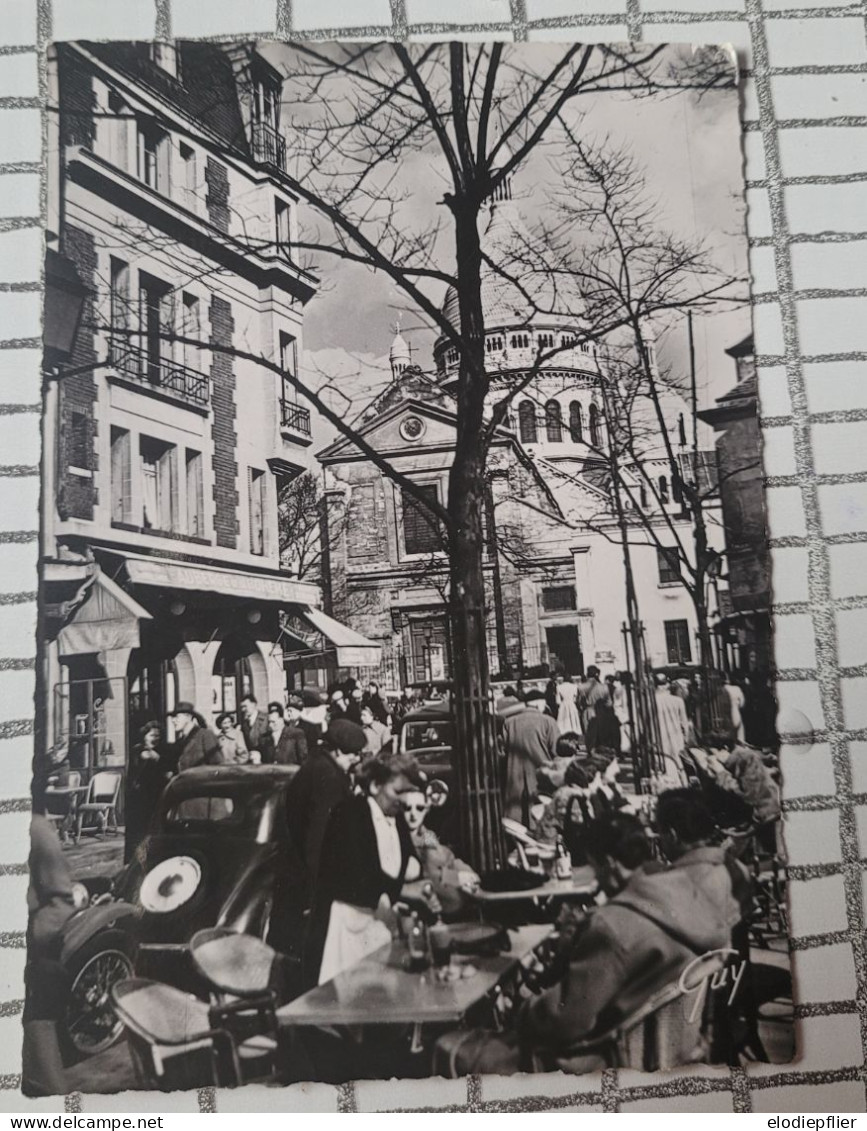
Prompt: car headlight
<box><xmin>71</xmin><ymin>882</ymin><xmax>89</xmax><ymax>910</ymax></box>
<box><xmin>139</xmin><ymin>855</ymin><xmax>202</xmax><ymax>914</ymax></box>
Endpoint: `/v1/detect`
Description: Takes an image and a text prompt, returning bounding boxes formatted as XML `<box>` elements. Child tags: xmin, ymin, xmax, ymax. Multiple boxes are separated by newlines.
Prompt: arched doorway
<box><xmin>211</xmin><ymin>637</ymin><xmax>265</xmax><ymax>721</ymax></box>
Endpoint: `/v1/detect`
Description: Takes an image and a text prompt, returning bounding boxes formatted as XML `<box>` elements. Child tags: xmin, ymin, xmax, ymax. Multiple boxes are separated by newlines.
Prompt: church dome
<box><xmin>434</xmin><ymin>196</ymin><xmax>584</xmax><ymax>380</ymax></box>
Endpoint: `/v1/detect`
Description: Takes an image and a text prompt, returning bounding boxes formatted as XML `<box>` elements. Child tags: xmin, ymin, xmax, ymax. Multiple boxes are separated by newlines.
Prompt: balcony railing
<box><xmin>110</xmin><ymin>341</ymin><xmax>210</xmax><ymax>409</ymax></box>
<box><xmin>251</xmin><ymin>122</ymin><xmax>286</xmax><ymax>171</ymax></box>
<box><xmin>281</xmin><ymin>399</ymin><xmax>311</xmax><ymax>436</ymax></box>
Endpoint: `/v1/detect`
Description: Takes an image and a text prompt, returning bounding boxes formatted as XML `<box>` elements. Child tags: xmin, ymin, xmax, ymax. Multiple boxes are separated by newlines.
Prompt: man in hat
<box><xmin>285</xmin><ymin>719</ymin><xmax>366</xmax><ymax>909</ymax></box>
<box><xmin>170</xmin><ymin>703</ymin><xmax>221</xmax><ymax>771</ymax></box>
<box><xmin>267</xmin><ymin>699</ymin><xmax>308</xmax><ymax>766</ymax></box>
<box><xmin>502</xmin><ymin>690</ymin><xmax>560</xmax><ymax>823</ymax></box>
<box><xmin>299</xmin><ymin>687</ymin><xmax>328</xmax><ymax>755</ymax></box>
<box><xmin>239</xmin><ymin>694</ymin><xmax>273</xmax><ymax>765</ymax></box>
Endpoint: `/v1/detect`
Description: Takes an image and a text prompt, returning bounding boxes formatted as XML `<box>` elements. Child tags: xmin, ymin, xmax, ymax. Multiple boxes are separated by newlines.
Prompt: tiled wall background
<box><xmin>0</xmin><ymin>0</ymin><xmax>865</xmax><ymax>1114</ymax></box>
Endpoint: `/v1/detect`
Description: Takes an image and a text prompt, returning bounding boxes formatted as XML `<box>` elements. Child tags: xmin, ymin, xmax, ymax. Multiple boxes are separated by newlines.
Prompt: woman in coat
<box><xmin>307</xmin><ymin>753</ymin><xmax>422</xmax><ymax>985</ymax></box>
<box><xmin>125</xmin><ymin>721</ymin><xmax>169</xmax><ymax>863</ymax></box>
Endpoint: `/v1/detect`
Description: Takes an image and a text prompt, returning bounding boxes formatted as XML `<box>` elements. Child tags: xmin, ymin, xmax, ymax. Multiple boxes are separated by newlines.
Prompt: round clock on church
<box><xmin>400</xmin><ymin>415</ymin><xmax>426</xmax><ymax>441</ymax></box>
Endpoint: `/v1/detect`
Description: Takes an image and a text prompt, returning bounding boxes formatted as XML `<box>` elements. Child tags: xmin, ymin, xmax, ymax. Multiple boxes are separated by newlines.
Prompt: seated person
<box><xmin>401</xmin><ymin>784</ymin><xmax>479</xmax><ymax>919</ymax></box>
<box><xmin>440</xmin><ymin>810</ymin><xmax>739</xmax><ymax>1076</ymax></box>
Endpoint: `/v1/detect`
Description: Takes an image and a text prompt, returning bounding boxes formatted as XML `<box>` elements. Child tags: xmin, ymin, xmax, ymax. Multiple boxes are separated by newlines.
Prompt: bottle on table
<box><xmin>407</xmin><ymin>911</ymin><xmax>430</xmax><ymax>972</ymax></box>
<box><xmin>555</xmin><ymin>835</ymin><xmax>573</xmax><ymax>880</ymax></box>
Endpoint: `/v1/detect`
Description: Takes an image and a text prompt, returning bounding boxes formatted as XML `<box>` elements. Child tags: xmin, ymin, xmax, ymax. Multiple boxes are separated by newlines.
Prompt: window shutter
<box><xmin>160</xmin><ymin>288</ymin><xmax>175</xmax><ymax>366</ymax></box>
<box><xmin>167</xmin><ymin>446</ymin><xmax>179</xmax><ymax>532</ymax></box>
<box><xmin>157</xmin><ymin>133</ymin><xmax>171</xmax><ymax>195</ymax></box>
<box><xmin>402</xmin><ymin>485</ymin><xmax>441</xmax><ymax>555</ymax></box>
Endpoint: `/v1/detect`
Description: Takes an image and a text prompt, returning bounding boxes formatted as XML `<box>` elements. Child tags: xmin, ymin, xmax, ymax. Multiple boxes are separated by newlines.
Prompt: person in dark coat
<box><xmin>239</xmin><ymin>694</ymin><xmax>274</xmax><ymax>764</ymax></box>
<box><xmin>307</xmin><ymin>752</ymin><xmax>422</xmax><ymax>987</ymax></box>
<box><xmin>502</xmin><ymin>691</ymin><xmax>559</xmax><ymax>823</ymax></box>
<box><xmin>364</xmin><ymin>682</ymin><xmax>391</xmax><ymax>726</ymax></box>
<box><xmin>439</xmin><ymin>811</ymin><xmax>741</xmax><ymax>1077</ymax></box>
<box><xmin>266</xmin><ymin>701</ymin><xmax>307</xmax><ymax>766</ymax></box>
<box><xmin>125</xmin><ymin>720</ymin><xmax>170</xmax><ymax>862</ymax></box>
<box><xmin>285</xmin><ymin>719</ymin><xmax>366</xmax><ymax>911</ymax></box>
<box><xmin>171</xmin><ymin>702</ymin><xmax>221</xmax><ymax>770</ymax></box>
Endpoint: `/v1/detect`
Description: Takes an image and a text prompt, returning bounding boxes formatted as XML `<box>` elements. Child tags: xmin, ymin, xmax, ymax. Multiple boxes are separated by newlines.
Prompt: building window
<box><xmin>542</xmin><ymin>585</ymin><xmax>576</xmax><ymax>612</ymax></box>
<box><xmin>580</xmin><ymin>342</ymin><xmax>591</xmax><ymax>354</ymax></box>
<box><xmin>186</xmin><ymin>449</ymin><xmax>204</xmax><ymax>538</ymax></box>
<box><xmin>69</xmin><ymin>410</ymin><xmax>90</xmax><ymax>472</ymax></box>
<box><xmin>510</xmin><ymin>333</ymin><xmax>529</xmax><ymax>350</ymax></box>
<box><xmin>678</xmin><ymin>412</ymin><xmax>687</xmax><ymax>447</ymax></box>
<box><xmin>589</xmin><ymin>402</ymin><xmax>600</xmax><ymax>447</ymax></box>
<box><xmin>657</xmin><ymin>546</ymin><xmax>680</xmax><ymax>585</ymax></box>
<box><xmin>485</xmin><ymin>335</ymin><xmax>503</xmax><ymax>354</ymax></box>
<box><xmin>402</xmin><ymin>484</ymin><xmax>442</xmax><ymax>556</ymax></box>
<box><xmin>518</xmin><ymin>400</ymin><xmax>537</xmax><ymax>444</ymax></box>
<box><xmin>659</xmin><ymin>474</ymin><xmax>669</xmax><ymax>505</ymax></box>
<box><xmin>561</xmin><ymin>334</ymin><xmax>575</xmax><ymax>348</ymax></box>
<box><xmin>569</xmin><ymin>401</ymin><xmax>583</xmax><ymax>442</ymax></box>
<box><xmin>139</xmin><ymin>272</ymin><xmax>174</xmax><ymax>382</ymax></box>
<box><xmin>672</xmin><ymin>473</ymin><xmax>683</xmax><ymax>505</ymax></box>
<box><xmin>253</xmin><ymin>75</ymin><xmax>279</xmax><ymax>130</ymax></box>
<box><xmin>538</xmin><ymin>332</ymin><xmax>554</xmax><ymax>349</ymax></box>
<box><xmin>545</xmin><ymin>400</ymin><xmax>563</xmax><ymax>443</ymax></box>
<box><xmin>109</xmin><ymin>257</ymin><xmax>129</xmax><ymax>365</ymax></box>
<box><xmin>249</xmin><ymin>467</ymin><xmax>266</xmax><ymax>556</ymax></box>
<box><xmin>640</xmin><ymin>483</ymin><xmax>648</xmax><ymax>508</ymax></box>
<box><xmin>137</xmin><ymin>119</ymin><xmax>170</xmax><ymax>193</ymax></box>
<box><xmin>275</xmin><ymin>199</ymin><xmax>291</xmax><ymax>253</ymax></box>
<box><xmin>180</xmin><ymin>292</ymin><xmax>200</xmax><ymax>370</ymax></box>
<box><xmin>140</xmin><ymin>436</ymin><xmax>177</xmax><ymax>532</ymax></box>
<box><xmin>110</xmin><ymin>427</ymin><xmax>131</xmax><ymax>524</ymax></box>
<box><xmin>665</xmin><ymin>619</ymin><xmax>692</xmax><ymax>664</ymax></box>
<box><xmin>179</xmin><ymin>142</ymin><xmax>196</xmax><ymax>209</ymax></box>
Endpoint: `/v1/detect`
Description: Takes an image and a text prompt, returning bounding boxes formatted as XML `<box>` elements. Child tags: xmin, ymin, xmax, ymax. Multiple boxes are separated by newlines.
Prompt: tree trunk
<box><xmin>446</xmin><ymin>199</ymin><xmax>507</xmax><ymax>873</ymax></box>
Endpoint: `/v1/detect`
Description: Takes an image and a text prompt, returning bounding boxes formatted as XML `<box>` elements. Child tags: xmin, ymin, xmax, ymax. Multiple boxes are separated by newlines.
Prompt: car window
<box><xmin>166</xmin><ymin>796</ymin><xmax>237</xmax><ymax>823</ymax></box>
<box><xmin>402</xmin><ymin>720</ymin><xmax>452</xmax><ymax>752</ymax></box>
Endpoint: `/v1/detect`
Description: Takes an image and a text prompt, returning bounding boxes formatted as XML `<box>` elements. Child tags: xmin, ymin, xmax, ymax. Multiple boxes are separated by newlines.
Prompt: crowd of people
<box><xmin>123</xmin><ymin>680</ymin><xmax>396</xmax><ymax>861</ymax></box>
<box><xmin>31</xmin><ymin>662</ymin><xmax>785</xmax><ymax>1087</ymax></box>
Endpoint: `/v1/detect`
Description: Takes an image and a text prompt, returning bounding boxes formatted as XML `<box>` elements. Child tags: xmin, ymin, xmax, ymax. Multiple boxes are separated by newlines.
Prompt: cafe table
<box><xmin>276</xmin><ymin>923</ymin><xmax>553</xmax><ymax>1030</ymax></box>
<box><xmin>45</xmin><ymin>783</ymin><xmax>89</xmax><ymax>843</ymax></box>
<box><xmin>468</xmin><ymin>864</ymin><xmax>598</xmax><ymax>907</ymax></box>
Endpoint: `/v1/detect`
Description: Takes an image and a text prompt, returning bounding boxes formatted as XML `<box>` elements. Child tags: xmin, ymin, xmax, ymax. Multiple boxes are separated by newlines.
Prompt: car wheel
<box><xmin>60</xmin><ymin>929</ymin><xmax>134</xmax><ymax>1063</ymax></box>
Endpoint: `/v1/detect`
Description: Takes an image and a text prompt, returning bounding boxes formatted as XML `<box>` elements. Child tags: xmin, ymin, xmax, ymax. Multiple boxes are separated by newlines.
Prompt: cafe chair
<box><xmin>189</xmin><ymin>928</ymin><xmax>280</xmax><ymax>1082</ymax></box>
<box><xmin>111</xmin><ymin>978</ymin><xmax>240</xmax><ymax>1090</ymax></box>
<box><xmin>45</xmin><ymin>770</ymin><xmax>81</xmax><ymax>838</ymax></box>
<box><xmin>74</xmin><ymin>770</ymin><xmax>122</xmax><ymax>843</ymax></box>
<box><xmin>563</xmin><ymin>951</ymin><xmax>727</xmax><ymax>1072</ymax></box>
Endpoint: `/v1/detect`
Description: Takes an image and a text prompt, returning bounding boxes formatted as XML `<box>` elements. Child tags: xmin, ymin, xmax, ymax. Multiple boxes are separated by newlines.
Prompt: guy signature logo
<box><xmin>678</xmin><ymin>947</ymin><xmax>746</xmax><ymax>1023</ymax></box>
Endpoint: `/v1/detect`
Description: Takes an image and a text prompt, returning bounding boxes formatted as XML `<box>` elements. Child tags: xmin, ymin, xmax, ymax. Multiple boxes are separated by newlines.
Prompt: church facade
<box><xmin>316</xmin><ymin>188</ymin><xmax>727</xmax><ymax>689</ymax></box>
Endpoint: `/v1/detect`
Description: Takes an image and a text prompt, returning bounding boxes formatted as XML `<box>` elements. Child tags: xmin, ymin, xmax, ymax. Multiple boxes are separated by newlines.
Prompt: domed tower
<box><xmin>390</xmin><ymin>329</ymin><xmax>411</xmax><ymax>379</ymax></box>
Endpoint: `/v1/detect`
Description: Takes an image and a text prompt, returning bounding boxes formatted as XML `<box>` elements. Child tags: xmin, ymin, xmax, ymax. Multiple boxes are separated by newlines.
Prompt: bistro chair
<box><xmin>189</xmin><ymin>928</ymin><xmax>281</xmax><ymax>1082</ymax></box>
<box><xmin>74</xmin><ymin>770</ymin><xmax>122</xmax><ymax>843</ymax></box>
<box><xmin>45</xmin><ymin>770</ymin><xmax>81</xmax><ymax>840</ymax></box>
<box><xmin>111</xmin><ymin>978</ymin><xmax>240</xmax><ymax>1090</ymax></box>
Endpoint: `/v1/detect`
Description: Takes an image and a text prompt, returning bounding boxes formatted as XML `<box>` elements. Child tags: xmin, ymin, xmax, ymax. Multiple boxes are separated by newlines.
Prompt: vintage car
<box><xmin>61</xmin><ymin>764</ymin><xmax>301</xmax><ymax>1059</ymax></box>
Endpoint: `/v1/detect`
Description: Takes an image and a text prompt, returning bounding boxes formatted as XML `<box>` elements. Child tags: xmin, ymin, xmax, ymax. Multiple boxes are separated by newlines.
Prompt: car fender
<box><xmin>60</xmin><ymin>900</ymin><xmax>139</xmax><ymax>965</ymax></box>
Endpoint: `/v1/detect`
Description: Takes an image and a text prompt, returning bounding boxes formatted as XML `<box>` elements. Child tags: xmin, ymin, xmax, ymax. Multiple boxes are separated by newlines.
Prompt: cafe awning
<box><xmin>58</xmin><ymin>570</ymin><xmax>151</xmax><ymax>656</ymax></box>
<box><xmin>121</xmin><ymin>550</ymin><xmax>320</xmax><ymax>606</ymax></box>
<box><xmin>290</xmin><ymin>607</ymin><xmax>382</xmax><ymax>668</ymax></box>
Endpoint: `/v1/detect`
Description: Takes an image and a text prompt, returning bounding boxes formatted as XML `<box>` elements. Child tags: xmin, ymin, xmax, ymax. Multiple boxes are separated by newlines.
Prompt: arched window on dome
<box><xmin>672</xmin><ymin>473</ymin><xmax>683</xmax><ymax>505</ymax></box>
<box><xmin>640</xmin><ymin>483</ymin><xmax>648</xmax><ymax>508</ymax></box>
<box><xmin>589</xmin><ymin>402</ymin><xmax>600</xmax><ymax>448</ymax></box>
<box><xmin>569</xmin><ymin>401</ymin><xmax>583</xmax><ymax>443</ymax></box>
<box><xmin>659</xmin><ymin>475</ymin><xmax>669</xmax><ymax>505</ymax></box>
<box><xmin>545</xmin><ymin>400</ymin><xmax>563</xmax><ymax>443</ymax></box>
<box><xmin>518</xmin><ymin>401</ymin><xmax>538</xmax><ymax>444</ymax></box>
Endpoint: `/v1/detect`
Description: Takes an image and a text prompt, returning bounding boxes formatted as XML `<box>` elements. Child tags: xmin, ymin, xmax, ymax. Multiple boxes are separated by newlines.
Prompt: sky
<box><xmin>265</xmin><ymin>41</ymin><xmax>752</xmax><ymax>432</ymax></box>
